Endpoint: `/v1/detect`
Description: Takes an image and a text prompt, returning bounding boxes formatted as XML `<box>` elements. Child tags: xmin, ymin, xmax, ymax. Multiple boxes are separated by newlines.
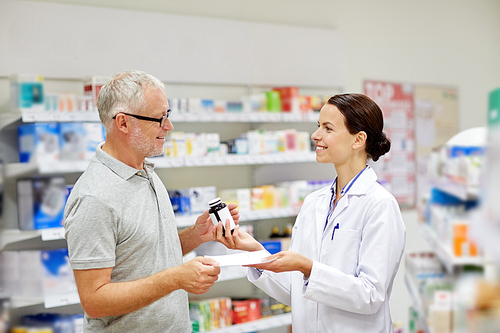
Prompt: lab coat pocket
<box><xmin>321</xmin><ymin>229</ymin><xmax>361</xmax><ymax>275</ymax></box>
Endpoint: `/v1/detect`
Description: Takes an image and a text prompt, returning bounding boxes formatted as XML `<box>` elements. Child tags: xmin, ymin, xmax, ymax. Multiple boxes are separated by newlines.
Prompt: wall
<box><xmin>22</xmin><ymin>0</ymin><xmax>500</xmax><ymax>130</ymax></box>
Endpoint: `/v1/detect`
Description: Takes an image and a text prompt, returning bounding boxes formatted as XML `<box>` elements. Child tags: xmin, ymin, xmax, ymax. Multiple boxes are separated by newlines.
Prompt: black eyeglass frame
<box><xmin>112</xmin><ymin>109</ymin><xmax>171</xmax><ymax>127</ymax></box>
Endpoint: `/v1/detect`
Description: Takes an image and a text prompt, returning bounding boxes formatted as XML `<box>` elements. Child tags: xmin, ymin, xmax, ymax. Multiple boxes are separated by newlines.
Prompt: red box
<box><xmin>232</xmin><ymin>299</ymin><xmax>261</xmax><ymax>324</ymax></box>
<box><xmin>299</xmin><ymin>96</ymin><xmax>312</xmax><ymax>113</ymax></box>
<box><xmin>273</xmin><ymin>87</ymin><xmax>299</xmax><ymax>113</ymax></box>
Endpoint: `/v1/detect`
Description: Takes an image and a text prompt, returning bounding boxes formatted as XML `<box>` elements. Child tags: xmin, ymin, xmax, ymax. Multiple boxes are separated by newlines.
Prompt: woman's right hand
<box><xmin>214</xmin><ymin>220</ymin><xmax>264</xmax><ymax>252</ymax></box>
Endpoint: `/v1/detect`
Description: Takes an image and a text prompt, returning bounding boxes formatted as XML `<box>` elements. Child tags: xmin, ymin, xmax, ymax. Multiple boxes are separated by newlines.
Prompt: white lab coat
<box><xmin>249</xmin><ymin>167</ymin><xmax>406</xmax><ymax>333</ymax></box>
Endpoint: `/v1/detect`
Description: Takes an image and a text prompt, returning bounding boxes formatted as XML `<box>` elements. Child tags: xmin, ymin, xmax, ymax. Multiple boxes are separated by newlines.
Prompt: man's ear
<box><xmin>114</xmin><ymin>114</ymin><xmax>130</xmax><ymax>133</ymax></box>
<box><xmin>353</xmin><ymin>131</ymin><xmax>367</xmax><ymax>150</ymax></box>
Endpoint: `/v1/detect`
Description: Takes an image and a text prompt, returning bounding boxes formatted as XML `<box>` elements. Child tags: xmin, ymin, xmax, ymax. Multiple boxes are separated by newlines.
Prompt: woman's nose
<box><xmin>311</xmin><ymin>128</ymin><xmax>320</xmax><ymax>141</ymax></box>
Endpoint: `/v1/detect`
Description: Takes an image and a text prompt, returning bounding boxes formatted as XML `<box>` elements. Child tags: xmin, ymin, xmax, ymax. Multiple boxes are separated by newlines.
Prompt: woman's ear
<box><xmin>353</xmin><ymin>131</ymin><xmax>367</xmax><ymax>150</ymax></box>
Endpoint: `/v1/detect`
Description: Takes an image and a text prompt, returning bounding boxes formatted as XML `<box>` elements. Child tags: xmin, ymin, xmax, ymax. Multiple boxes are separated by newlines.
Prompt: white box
<box><xmin>189</xmin><ymin>186</ymin><xmax>217</xmax><ymax>214</ymax></box>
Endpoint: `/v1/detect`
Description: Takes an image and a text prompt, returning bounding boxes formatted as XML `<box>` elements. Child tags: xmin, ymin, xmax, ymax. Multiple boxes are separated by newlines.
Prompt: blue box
<box><xmin>17</xmin><ymin>177</ymin><xmax>68</xmax><ymax>230</ymax></box>
<box><xmin>260</xmin><ymin>240</ymin><xmax>282</xmax><ymax>255</ymax></box>
<box><xmin>59</xmin><ymin>122</ymin><xmax>86</xmax><ymax>161</ymax></box>
<box><xmin>169</xmin><ymin>189</ymin><xmax>191</xmax><ymax>216</ymax></box>
<box><xmin>18</xmin><ymin>123</ymin><xmax>60</xmax><ymax>163</ymax></box>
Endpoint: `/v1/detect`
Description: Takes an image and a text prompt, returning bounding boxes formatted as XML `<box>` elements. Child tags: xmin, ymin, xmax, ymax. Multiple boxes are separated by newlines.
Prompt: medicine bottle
<box><xmin>208</xmin><ymin>197</ymin><xmax>235</xmax><ymax>236</ymax></box>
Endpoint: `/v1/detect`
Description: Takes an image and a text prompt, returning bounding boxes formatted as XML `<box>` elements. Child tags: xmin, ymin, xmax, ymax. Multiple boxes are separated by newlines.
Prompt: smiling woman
<box><xmin>216</xmin><ymin>93</ymin><xmax>406</xmax><ymax>333</ymax></box>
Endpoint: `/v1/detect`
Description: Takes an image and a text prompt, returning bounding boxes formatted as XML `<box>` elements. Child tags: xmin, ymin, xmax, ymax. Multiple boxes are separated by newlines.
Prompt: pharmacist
<box><xmin>217</xmin><ymin>93</ymin><xmax>406</xmax><ymax>333</ymax></box>
<box><xmin>64</xmin><ymin>70</ymin><xmax>239</xmax><ymax>332</ymax></box>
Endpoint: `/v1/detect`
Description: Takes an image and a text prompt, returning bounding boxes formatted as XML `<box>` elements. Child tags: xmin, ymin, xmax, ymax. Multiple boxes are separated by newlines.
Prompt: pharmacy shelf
<box><xmin>171</xmin><ymin>112</ymin><xmax>318</xmax><ymax>123</ymax></box>
<box><xmin>211</xmin><ymin>313</ymin><xmax>292</xmax><ymax>333</ymax></box>
<box><xmin>176</xmin><ymin>207</ymin><xmax>301</xmax><ymax>228</ymax></box>
<box><xmin>0</xmin><ymin>228</ymin><xmax>66</xmax><ymax>251</ymax></box>
<box><xmin>417</xmin><ymin>223</ymin><xmax>483</xmax><ymax>273</ymax></box>
<box><xmin>151</xmin><ymin>152</ymin><xmax>317</xmax><ymax>168</ymax></box>
<box><xmin>19</xmin><ymin>111</ymin><xmax>319</xmax><ymax>124</ymax></box>
<box><xmin>11</xmin><ymin>293</ymin><xmax>80</xmax><ymax>309</ymax></box>
<box><xmin>430</xmin><ymin>176</ymin><xmax>479</xmax><ymax>201</ymax></box>
<box><xmin>404</xmin><ymin>271</ymin><xmax>430</xmax><ymax>333</ymax></box>
<box><xmin>1</xmin><ymin>206</ymin><xmax>299</xmax><ymax>249</ymax></box>
<box><xmin>8</xmin><ymin>268</ymin><xmax>245</xmax><ymax>310</ymax></box>
<box><xmin>21</xmin><ymin>111</ymin><xmax>100</xmax><ymax>123</ymax></box>
<box><xmin>5</xmin><ymin>152</ymin><xmax>316</xmax><ymax>176</ymax></box>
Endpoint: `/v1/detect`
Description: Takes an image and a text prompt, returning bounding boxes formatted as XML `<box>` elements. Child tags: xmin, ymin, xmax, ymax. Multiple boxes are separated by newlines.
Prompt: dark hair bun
<box><xmin>367</xmin><ymin>132</ymin><xmax>391</xmax><ymax>162</ymax></box>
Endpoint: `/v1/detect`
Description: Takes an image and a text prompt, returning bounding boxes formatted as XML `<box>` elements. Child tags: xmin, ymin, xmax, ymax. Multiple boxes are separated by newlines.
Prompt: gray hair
<box><xmin>97</xmin><ymin>70</ymin><xmax>165</xmax><ymax>127</ymax></box>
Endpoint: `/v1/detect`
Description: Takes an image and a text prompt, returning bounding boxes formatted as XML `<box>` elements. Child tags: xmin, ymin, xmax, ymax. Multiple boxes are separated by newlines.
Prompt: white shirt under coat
<box><xmin>248</xmin><ymin>167</ymin><xmax>406</xmax><ymax>333</ymax></box>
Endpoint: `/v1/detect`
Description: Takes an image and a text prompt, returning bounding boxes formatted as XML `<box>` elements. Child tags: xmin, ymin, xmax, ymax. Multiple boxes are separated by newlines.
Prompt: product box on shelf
<box><xmin>189</xmin><ymin>186</ymin><xmax>217</xmax><ymax>214</ymax></box>
<box><xmin>14</xmin><ymin>313</ymin><xmax>83</xmax><ymax>333</ymax></box>
<box><xmin>232</xmin><ymin>298</ymin><xmax>261</xmax><ymax>324</ymax></box>
<box><xmin>83</xmin><ymin>122</ymin><xmax>106</xmax><ymax>160</ymax></box>
<box><xmin>17</xmin><ymin>177</ymin><xmax>68</xmax><ymax>230</ymax></box>
<box><xmin>57</xmin><ymin>92</ymin><xmax>77</xmax><ymax>113</ymax></box>
<box><xmin>189</xmin><ymin>297</ymin><xmax>232</xmax><ymax>332</ymax></box>
<box><xmin>265</xmin><ymin>91</ymin><xmax>281</xmax><ymax>112</ymax></box>
<box><xmin>169</xmin><ymin>189</ymin><xmax>191</xmax><ymax>216</ymax></box>
<box><xmin>219</xmin><ymin>188</ymin><xmax>251</xmax><ymax>212</ymax></box>
<box><xmin>272</xmin><ymin>87</ymin><xmax>299</xmax><ymax>113</ymax></box>
<box><xmin>10</xmin><ymin>74</ymin><xmax>45</xmax><ymax>113</ymax></box>
<box><xmin>242</xmin><ymin>93</ymin><xmax>268</xmax><ymax>112</ymax></box>
<box><xmin>59</xmin><ymin>123</ymin><xmax>86</xmax><ymax>161</ymax></box>
<box><xmin>189</xmin><ymin>300</ymin><xmax>211</xmax><ymax>332</ymax></box>
<box><xmin>83</xmin><ymin>76</ymin><xmax>108</xmax><ymax>110</ymax></box>
<box><xmin>41</xmin><ymin>248</ymin><xmax>78</xmax><ymax>298</ymax></box>
<box><xmin>299</xmin><ymin>96</ymin><xmax>312</xmax><ymax>113</ymax></box>
<box><xmin>18</xmin><ymin>123</ymin><xmax>60</xmax><ymax>163</ymax></box>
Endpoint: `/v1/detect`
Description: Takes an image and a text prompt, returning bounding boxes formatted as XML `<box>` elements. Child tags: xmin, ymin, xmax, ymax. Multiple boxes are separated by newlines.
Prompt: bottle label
<box><xmin>209</xmin><ymin>206</ymin><xmax>235</xmax><ymax>231</ymax></box>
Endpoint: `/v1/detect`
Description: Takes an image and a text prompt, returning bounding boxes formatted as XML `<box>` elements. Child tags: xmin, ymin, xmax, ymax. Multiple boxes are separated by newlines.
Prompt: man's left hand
<box><xmin>194</xmin><ymin>203</ymin><xmax>240</xmax><ymax>243</ymax></box>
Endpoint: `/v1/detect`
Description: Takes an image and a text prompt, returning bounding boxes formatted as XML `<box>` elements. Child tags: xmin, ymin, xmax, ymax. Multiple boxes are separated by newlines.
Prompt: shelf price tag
<box><xmin>41</xmin><ymin>227</ymin><xmax>65</xmax><ymax>241</ymax></box>
<box><xmin>44</xmin><ymin>293</ymin><xmax>80</xmax><ymax>308</ymax></box>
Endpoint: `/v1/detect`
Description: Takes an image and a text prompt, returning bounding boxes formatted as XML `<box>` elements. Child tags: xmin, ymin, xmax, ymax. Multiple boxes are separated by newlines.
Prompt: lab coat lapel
<box><xmin>315</xmin><ymin>189</ymin><xmax>332</xmax><ymax>246</ymax></box>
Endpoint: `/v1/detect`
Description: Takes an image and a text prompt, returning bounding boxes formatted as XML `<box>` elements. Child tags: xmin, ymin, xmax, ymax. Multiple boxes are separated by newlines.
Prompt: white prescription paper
<box><xmin>205</xmin><ymin>250</ymin><xmax>272</xmax><ymax>267</ymax></box>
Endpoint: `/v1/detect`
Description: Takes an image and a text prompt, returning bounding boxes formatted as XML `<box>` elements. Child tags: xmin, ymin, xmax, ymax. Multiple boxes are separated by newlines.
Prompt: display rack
<box><xmin>5</xmin><ymin>152</ymin><xmax>317</xmax><ymax>176</ymax></box>
<box><xmin>417</xmin><ymin>223</ymin><xmax>483</xmax><ymax>273</ymax></box>
<box><xmin>1</xmin><ymin>106</ymin><xmax>319</xmax><ymax>332</ymax></box>
<box><xmin>8</xmin><ymin>266</ymin><xmax>249</xmax><ymax>310</ymax></box>
<box><xmin>1</xmin><ymin>206</ymin><xmax>299</xmax><ymax>250</ymax></box>
<box><xmin>429</xmin><ymin>176</ymin><xmax>479</xmax><ymax>202</ymax></box>
<box><xmin>21</xmin><ymin>110</ymin><xmax>319</xmax><ymax>124</ymax></box>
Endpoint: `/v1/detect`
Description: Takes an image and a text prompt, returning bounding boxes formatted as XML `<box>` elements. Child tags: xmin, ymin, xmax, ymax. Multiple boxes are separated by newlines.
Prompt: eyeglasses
<box><xmin>113</xmin><ymin>109</ymin><xmax>171</xmax><ymax>127</ymax></box>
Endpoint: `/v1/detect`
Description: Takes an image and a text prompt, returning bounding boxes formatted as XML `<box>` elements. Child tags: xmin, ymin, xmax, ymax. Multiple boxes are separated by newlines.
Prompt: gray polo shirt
<box><xmin>64</xmin><ymin>143</ymin><xmax>190</xmax><ymax>332</ymax></box>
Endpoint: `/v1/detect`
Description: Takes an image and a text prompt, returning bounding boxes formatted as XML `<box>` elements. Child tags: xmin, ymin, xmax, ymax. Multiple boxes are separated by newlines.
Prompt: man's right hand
<box><xmin>176</xmin><ymin>257</ymin><xmax>221</xmax><ymax>294</ymax></box>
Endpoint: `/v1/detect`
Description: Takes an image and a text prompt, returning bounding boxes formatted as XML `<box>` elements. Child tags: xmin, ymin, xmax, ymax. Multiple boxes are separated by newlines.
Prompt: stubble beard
<box><xmin>130</xmin><ymin>126</ymin><xmax>164</xmax><ymax>158</ymax></box>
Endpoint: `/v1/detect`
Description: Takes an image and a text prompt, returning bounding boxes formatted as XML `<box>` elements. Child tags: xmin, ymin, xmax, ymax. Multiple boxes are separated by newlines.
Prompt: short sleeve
<box><xmin>64</xmin><ymin>195</ymin><xmax>118</xmax><ymax>270</ymax></box>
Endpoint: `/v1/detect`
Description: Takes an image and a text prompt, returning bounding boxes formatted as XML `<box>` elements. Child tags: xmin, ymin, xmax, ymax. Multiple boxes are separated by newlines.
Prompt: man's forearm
<box><xmin>178</xmin><ymin>225</ymin><xmax>204</xmax><ymax>255</ymax></box>
<box><xmin>77</xmin><ymin>266</ymin><xmax>181</xmax><ymax>319</ymax></box>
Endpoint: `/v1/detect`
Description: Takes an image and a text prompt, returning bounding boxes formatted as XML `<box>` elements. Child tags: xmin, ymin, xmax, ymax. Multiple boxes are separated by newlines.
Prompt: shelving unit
<box><xmin>408</xmin><ymin>127</ymin><xmax>488</xmax><ymax>332</ymax></box>
<box><xmin>416</xmin><ymin>223</ymin><xmax>483</xmax><ymax>273</ymax></box>
<box><xmin>21</xmin><ymin>110</ymin><xmax>319</xmax><ymax>124</ymax></box>
<box><xmin>0</xmin><ymin>103</ymin><xmax>325</xmax><ymax>332</ymax></box>
<box><xmin>429</xmin><ymin>176</ymin><xmax>479</xmax><ymax>202</ymax></box>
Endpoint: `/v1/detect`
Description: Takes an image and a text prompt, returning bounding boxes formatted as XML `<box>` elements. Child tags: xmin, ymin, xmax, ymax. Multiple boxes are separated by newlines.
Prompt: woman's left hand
<box><xmin>246</xmin><ymin>251</ymin><xmax>313</xmax><ymax>277</ymax></box>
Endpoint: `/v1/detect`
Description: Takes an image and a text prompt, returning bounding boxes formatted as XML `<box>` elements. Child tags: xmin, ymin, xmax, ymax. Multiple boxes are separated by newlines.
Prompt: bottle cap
<box><xmin>208</xmin><ymin>197</ymin><xmax>222</xmax><ymax>207</ymax></box>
